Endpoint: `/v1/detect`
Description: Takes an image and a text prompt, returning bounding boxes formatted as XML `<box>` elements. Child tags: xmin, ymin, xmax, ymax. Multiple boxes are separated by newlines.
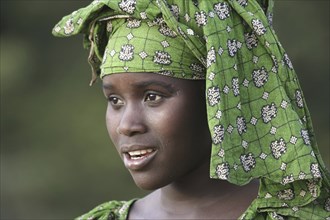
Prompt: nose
<box><xmin>116</xmin><ymin>104</ymin><xmax>147</xmax><ymax>136</ymax></box>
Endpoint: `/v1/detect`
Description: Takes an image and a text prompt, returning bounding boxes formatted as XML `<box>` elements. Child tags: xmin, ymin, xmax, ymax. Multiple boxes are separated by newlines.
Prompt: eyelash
<box><xmin>144</xmin><ymin>93</ymin><xmax>163</xmax><ymax>103</ymax></box>
<box><xmin>107</xmin><ymin>92</ymin><xmax>164</xmax><ymax>107</ymax></box>
<box><xmin>108</xmin><ymin>96</ymin><xmax>124</xmax><ymax>106</ymax></box>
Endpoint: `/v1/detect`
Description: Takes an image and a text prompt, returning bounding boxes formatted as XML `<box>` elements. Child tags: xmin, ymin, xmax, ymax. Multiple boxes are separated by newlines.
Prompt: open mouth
<box><xmin>127</xmin><ymin>149</ymin><xmax>155</xmax><ymax>160</ymax></box>
<box><xmin>122</xmin><ymin>145</ymin><xmax>158</xmax><ymax>171</ymax></box>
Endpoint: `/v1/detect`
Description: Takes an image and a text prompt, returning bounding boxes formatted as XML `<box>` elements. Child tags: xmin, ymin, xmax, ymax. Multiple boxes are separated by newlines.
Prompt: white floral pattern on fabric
<box><xmin>207</xmin><ymin>86</ymin><xmax>221</xmax><ymax>106</ymax></box>
<box><xmin>251</xmin><ymin>19</ymin><xmax>267</xmax><ymax>35</ymax></box>
<box><xmin>218</xmin><ymin>149</ymin><xmax>225</xmax><ymax>158</ymax></box>
<box><xmin>159</xmin><ymin>70</ymin><xmax>174</xmax><ymax>77</ymax></box>
<box><xmin>306</xmin><ymin>179</ymin><xmax>319</xmax><ymax>198</ymax></box>
<box><xmin>213</xmin><ymin>124</ymin><xmax>225</xmax><ymax>144</ymax></box>
<box><xmin>159</xmin><ymin>24</ymin><xmax>177</xmax><ymax>37</ymax></box>
<box><xmin>240</xmin><ymin>153</ymin><xmax>256</xmax><ymax>172</ymax></box>
<box><xmin>237</xmin><ymin>116</ymin><xmax>247</xmax><ymax>135</ymax></box>
<box><xmin>237</xmin><ymin>0</ymin><xmax>248</xmax><ymax>7</ymax></box>
<box><xmin>244</xmin><ymin>32</ymin><xmax>258</xmax><ymax>49</ymax></box>
<box><xmin>64</xmin><ymin>19</ymin><xmax>74</xmax><ymax>35</ymax></box>
<box><xmin>310</xmin><ymin>163</ymin><xmax>321</xmax><ymax>178</ymax></box>
<box><xmin>261</xmin><ymin>103</ymin><xmax>277</xmax><ymax>123</ymax></box>
<box><xmin>216</xmin><ymin>162</ymin><xmax>230</xmax><ymax>179</ymax></box>
<box><xmin>53</xmin><ymin>0</ymin><xmax>330</xmax><ymax>218</ymax></box>
<box><xmin>283</xmin><ymin>53</ymin><xmax>294</xmax><ymax>70</ymax></box>
<box><xmin>282</xmin><ymin>175</ymin><xmax>295</xmax><ymax>185</ymax></box>
<box><xmin>126</xmin><ymin>18</ymin><xmax>141</xmax><ymax>28</ymax></box>
<box><xmin>227</xmin><ymin>39</ymin><xmax>242</xmax><ymax>57</ymax></box>
<box><xmin>300</xmin><ymin>129</ymin><xmax>311</xmax><ymax>145</ymax></box>
<box><xmin>270</xmin><ymin>212</ymin><xmax>285</xmax><ymax>220</ymax></box>
<box><xmin>324</xmin><ymin>198</ymin><xmax>330</xmax><ymax>212</ymax></box>
<box><xmin>277</xmin><ymin>189</ymin><xmax>295</xmax><ymax>201</ymax></box>
<box><xmin>295</xmin><ymin>90</ymin><xmax>304</xmax><ymax>108</ymax></box>
<box><xmin>232</xmin><ymin>77</ymin><xmax>240</xmax><ymax>96</ymax></box>
<box><xmin>190</xmin><ymin>63</ymin><xmax>205</xmax><ymax>77</ymax></box>
<box><xmin>215</xmin><ymin>110</ymin><xmax>222</xmax><ymax>119</ymax></box>
<box><xmin>153</xmin><ymin>51</ymin><xmax>172</xmax><ymax>65</ymax></box>
<box><xmin>270</xmin><ymin>138</ymin><xmax>287</xmax><ymax>159</ymax></box>
<box><xmin>207</xmin><ymin>46</ymin><xmax>216</xmax><ymax>68</ymax></box>
<box><xmin>252</xmin><ymin>67</ymin><xmax>269</xmax><ymax>88</ymax></box>
<box><xmin>119</xmin><ymin>44</ymin><xmax>134</xmax><ymax>61</ymax></box>
<box><xmin>170</xmin><ymin>4</ymin><xmax>180</xmax><ymax>20</ymax></box>
<box><xmin>118</xmin><ymin>0</ymin><xmax>136</xmax><ymax>14</ymax></box>
<box><xmin>214</xmin><ymin>2</ymin><xmax>231</xmax><ymax>20</ymax></box>
<box><xmin>195</xmin><ymin>11</ymin><xmax>208</xmax><ymax>27</ymax></box>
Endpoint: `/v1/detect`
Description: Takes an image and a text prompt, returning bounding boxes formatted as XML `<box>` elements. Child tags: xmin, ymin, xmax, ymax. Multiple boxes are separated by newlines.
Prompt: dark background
<box><xmin>1</xmin><ymin>1</ymin><xmax>329</xmax><ymax>219</ymax></box>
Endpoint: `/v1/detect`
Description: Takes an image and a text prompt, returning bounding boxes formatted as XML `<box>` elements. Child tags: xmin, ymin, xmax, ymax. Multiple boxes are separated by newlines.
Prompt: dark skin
<box><xmin>103</xmin><ymin>73</ymin><xmax>259</xmax><ymax>219</ymax></box>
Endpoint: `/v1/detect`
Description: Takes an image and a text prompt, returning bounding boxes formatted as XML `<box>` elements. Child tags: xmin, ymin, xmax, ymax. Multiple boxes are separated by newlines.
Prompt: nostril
<box><xmin>117</xmin><ymin>123</ymin><xmax>147</xmax><ymax>136</ymax></box>
<box><xmin>116</xmin><ymin>108</ymin><xmax>147</xmax><ymax>136</ymax></box>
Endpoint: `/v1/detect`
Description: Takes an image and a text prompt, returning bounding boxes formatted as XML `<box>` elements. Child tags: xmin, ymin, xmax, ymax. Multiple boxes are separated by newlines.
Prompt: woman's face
<box><xmin>103</xmin><ymin>73</ymin><xmax>211</xmax><ymax>190</ymax></box>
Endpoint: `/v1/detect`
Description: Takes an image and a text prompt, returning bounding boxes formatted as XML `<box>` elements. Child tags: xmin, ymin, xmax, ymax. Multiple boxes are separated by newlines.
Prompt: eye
<box><xmin>144</xmin><ymin>93</ymin><xmax>163</xmax><ymax>102</ymax></box>
<box><xmin>108</xmin><ymin>96</ymin><xmax>124</xmax><ymax>106</ymax></box>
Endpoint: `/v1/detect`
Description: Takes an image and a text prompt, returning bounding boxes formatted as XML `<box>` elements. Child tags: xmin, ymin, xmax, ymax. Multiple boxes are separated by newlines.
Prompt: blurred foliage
<box><xmin>1</xmin><ymin>1</ymin><xmax>329</xmax><ymax>219</ymax></box>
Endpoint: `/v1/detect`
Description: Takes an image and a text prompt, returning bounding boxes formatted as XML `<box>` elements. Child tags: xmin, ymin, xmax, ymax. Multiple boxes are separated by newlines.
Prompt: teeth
<box><xmin>128</xmin><ymin>149</ymin><xmax>154</xmax><ymax>158</ymax></box>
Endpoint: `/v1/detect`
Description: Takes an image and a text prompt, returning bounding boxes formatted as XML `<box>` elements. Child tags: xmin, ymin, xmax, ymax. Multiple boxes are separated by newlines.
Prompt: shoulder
<box><xmin>75</xmin><ymin>199</ymin><xmax>136</xmax><ymax>220</ymax></box>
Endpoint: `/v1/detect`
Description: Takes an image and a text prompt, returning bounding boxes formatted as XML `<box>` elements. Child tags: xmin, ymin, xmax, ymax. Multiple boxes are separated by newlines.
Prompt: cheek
<box><xmin>148</xmin><ymin>106</ymin><xmax>183</xmax><ymax>137</ymax></box>
<box><xmin>150</xmin><ymin>103</ymin><xmax>203</xmax><ymax>148</ymax></box>
<box><xmin>105</xmin><ymin>108</ymin><xmax>119</xmax><ymax>144</ymax></box>
<box><xmin>159</xmin><ymin>99</ymin><xmax>211</xmax><ymax>156</ymax></box>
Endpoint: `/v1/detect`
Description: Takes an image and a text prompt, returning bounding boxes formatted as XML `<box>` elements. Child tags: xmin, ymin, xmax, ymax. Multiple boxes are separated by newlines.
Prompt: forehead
<box><xmin>102</xmin><ymin>72</ymin><xmax>205</xmax><ymax>91</ymax></box>
<box><xmin>103</xmin><ymin>72</ymin><xmax>175</xmax><ymax>84</ymax></box>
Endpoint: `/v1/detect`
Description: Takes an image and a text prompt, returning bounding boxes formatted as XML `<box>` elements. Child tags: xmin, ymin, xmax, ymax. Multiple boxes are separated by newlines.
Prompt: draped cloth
<box><xmin>53</xmin><ymin>0</ymin><xmax>330</xmax><ymax>219</ymax></box>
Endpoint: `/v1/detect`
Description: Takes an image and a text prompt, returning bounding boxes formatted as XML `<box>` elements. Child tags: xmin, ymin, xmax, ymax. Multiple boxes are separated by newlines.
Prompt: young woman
<box><xmin>53</xmin><ymin>0</ymin><xmax>330</xmax><ymax>219</ymax></box>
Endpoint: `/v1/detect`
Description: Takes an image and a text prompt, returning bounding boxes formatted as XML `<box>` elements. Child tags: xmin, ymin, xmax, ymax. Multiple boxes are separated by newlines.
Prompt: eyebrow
<box><xmin>134</xmin><ymin>80</ymin><xmax>177</xmax><ymax>93</ymax></box>
<box><xmin>102</xmin><ymin>80</ymin><xmax>177</xmax><ymax>93</ymax></box>
<box><xmin>102</xmin><ymin>83</ymin><xmax>114</xmax><ymax>90</ymax></box>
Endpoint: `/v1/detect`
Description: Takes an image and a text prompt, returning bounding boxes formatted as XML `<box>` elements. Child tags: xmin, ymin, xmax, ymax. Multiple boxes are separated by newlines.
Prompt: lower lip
<box><xmin>123</xmin><ymin>150</ymin><xmax>157</xmax><ymax>171</ymax></box>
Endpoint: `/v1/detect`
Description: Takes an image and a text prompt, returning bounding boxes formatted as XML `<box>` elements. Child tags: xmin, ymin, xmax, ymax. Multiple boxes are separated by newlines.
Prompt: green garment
<box><xmin>76</xmin><ymin>200</ymin><xmax>136</xmax><ymax>220</ymax></box>
<box><xmin>53</xmin><ymin>0</ymin><xmax>330</xmax><ymax>219</ymax></box>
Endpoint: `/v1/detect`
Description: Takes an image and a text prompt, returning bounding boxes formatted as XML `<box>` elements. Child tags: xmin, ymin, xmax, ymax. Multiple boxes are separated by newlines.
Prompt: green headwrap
<box><xmin>53</xmin><ymin>0</ymin><xmax>330</xmax><ymax>219</ymax></box>
<box><xmin>99</xmin><ymin>17</ymin><xmax>206</xmax><ymax>79</ymax></box>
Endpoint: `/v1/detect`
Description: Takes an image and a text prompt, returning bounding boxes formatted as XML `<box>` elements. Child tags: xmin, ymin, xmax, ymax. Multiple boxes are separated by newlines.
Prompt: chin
<box><xmin>130</xmin><ymin>172</ymin><xmax>170</xmax><ymax>191</ymax></box>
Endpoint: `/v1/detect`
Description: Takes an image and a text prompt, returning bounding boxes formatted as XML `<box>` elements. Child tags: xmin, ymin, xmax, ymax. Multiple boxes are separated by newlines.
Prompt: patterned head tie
<box><xmin>53</xmin><ymin>0</ymin><xmax>330</xmax><ymax>218</ymax></box>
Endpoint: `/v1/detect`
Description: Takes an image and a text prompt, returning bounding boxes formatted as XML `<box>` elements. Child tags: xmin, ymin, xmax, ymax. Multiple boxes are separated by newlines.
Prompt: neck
<box><xmin>158</xmin><ymin>160</ymin><xmax>238</xmax><ymax>211</ymax></box>
<box><xmin>131</xmin><ymin>159</ymin><xmax>259</xmax><ymax>219</ymax></box>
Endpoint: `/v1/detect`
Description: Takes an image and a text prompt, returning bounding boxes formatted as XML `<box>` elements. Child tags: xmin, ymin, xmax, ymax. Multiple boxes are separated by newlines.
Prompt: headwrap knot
<box><xmin>53</xmin><ymin>0</ymin><xmax>330</xmax><ymax>218</ymax></box>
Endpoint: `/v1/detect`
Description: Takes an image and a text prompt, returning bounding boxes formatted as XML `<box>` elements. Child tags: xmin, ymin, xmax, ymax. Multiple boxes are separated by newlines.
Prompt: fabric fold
<box><xmin>53</xmin><ymin>0</ymin><xmax>330</xmax><ymax>218</ymax></box>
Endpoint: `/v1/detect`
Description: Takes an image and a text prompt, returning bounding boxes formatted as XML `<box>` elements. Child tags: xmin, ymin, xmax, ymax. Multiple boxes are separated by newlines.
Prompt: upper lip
<box><xmin>120</xmin><ymin>144</ymin><xmax>157</xmax><ymax>154</ymax></box>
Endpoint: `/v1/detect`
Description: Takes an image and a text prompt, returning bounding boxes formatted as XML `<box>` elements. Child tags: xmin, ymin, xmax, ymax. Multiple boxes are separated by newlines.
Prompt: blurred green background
<box><xmin>1</xmin><ymin>1</ymin><xmax>329</xmax><ymax>219</ymax></box>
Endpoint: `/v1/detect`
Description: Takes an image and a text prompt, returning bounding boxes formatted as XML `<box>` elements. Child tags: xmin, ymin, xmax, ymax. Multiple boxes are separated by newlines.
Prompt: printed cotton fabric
<box><xmin>53</xmin><ymin>0</ymin><xmax>330</xmax><ymax>219</ymax></box>
<box><xmin>76</xmin><ymin>200</ymin><xmax>135</xmax><ymax>220</ymax></box>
